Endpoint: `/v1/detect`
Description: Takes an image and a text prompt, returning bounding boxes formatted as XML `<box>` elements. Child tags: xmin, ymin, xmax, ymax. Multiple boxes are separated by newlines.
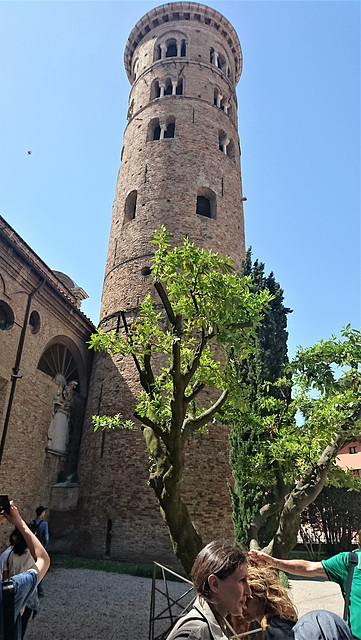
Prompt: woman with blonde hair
<box><xmin>239</xmin><ymin>563</ymin><xmax>297</xmax><ymax>638</ymax></box>
<box><xmin>233</xmin><ymin>561</ymin><xmax>353</xmax><ymax>639</ymax></box>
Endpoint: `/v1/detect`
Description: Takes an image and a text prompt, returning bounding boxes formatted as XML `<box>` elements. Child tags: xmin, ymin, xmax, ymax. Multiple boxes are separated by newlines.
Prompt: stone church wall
<box><xmin>0</xmin><ymin>217</ymin><xmax>94</xmax><ymax>549</ymax></box>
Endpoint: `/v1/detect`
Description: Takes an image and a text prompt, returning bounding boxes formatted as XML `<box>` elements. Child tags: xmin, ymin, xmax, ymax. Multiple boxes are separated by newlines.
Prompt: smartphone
<box><xmin>0</xmin><ymin>495</ymin><xmax>11</xmax><ymax>514</ymax></box>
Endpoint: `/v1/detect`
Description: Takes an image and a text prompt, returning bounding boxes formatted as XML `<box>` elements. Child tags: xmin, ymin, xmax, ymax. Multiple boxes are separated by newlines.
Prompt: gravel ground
<box><xmin>25</xmin><ymin>568</ymin><xmax>193</xmax><ymax>640</ymax></box>
<box><xmin>24</xmin><ymin>568</ymin><xmax>344</xmax><ymax>640</ymax></box>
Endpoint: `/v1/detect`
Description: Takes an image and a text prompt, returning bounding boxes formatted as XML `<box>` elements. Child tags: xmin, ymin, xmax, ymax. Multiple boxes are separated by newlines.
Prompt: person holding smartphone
<box><xmin>0</xmin><ymin>497</ymin><xmax>50</xmax><ymax>640</ymax></box>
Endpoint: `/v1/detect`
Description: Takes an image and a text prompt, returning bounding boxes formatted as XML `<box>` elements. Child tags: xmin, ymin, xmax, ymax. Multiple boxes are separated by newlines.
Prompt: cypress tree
<box><xmin>229</xmin><ymin>248</ymin><xmax>292</xmax><ymax>546</ymax></box>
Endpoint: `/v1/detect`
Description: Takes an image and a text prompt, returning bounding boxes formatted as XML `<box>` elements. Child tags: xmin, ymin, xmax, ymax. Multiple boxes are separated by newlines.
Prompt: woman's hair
<box><xmin>191</xmin><ymin>540</ymin><xmax>247</xmax><ymax>602</ymax></box>
<box><xmin>12</xmin><ymin>528</ymin><xmax>28</xmax><ymax>556</ymax></box>
<box><xmin>247</xmin><ymin>563</ymin><xmax>297</xmax><ymax>629</ymax></box>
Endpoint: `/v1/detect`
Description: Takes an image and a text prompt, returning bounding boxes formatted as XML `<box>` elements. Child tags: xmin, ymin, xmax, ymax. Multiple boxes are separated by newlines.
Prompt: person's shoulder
<box><xmin>324</xmin><ymin>551</ymin><xmax>349</xmax><ymax>564</ymax></box>
<box><xmin>10</xmin><ymin>568</ymin><xmax>38</xmax><ymax>587</ymax></box>
<box><xmin>0</xmin><ymin>546</ymin><xmax>12</xmax><ymax>561</ymax></box>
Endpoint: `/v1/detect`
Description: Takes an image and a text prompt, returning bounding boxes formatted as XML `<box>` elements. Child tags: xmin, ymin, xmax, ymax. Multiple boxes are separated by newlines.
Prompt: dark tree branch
<box><xmin>120</xmin><ymin>310</ymin><xmax>143</xmax><ymax>377</ymax></box>
<box><xmin>184</xmin><ymin>382</ymin><xmax>206</xmax><ymax>404</ymax></box>
<box><xmin>182</xmin><ymin>389</ymin><xmax>229</xmax><ymax>440</ymax></box>
<box><xmin>154</xmin><ymin>281</ymin><xmax>177</xmax><ymax>325</ymax></box>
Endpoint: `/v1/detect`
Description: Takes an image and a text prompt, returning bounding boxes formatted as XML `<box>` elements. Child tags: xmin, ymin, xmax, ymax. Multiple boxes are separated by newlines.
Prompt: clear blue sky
<box><xmin>0</xmin><ymin>0</ymin><xmax>359</xmax><ymax>358</ymax></box>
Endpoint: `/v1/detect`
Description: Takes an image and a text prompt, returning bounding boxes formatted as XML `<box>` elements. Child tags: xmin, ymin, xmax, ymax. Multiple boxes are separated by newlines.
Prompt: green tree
<box><xmin>229</xmin><ymin>249</ymin><xmax>292</xmax><ymax>547</ymax></box>
<box><xmin>229</xmin><ymin>322</ymin><xmax>361</xmax><ymax>558</ymax></box>
<box><xmin>301</xmin><ymin>486</ymin><xmax>361</xmax><ymax>556</ymax></box>
<box><xmin>89</xmin><ymin>228</ymin><xmax>272</xmax><ymax>573</ymax></box>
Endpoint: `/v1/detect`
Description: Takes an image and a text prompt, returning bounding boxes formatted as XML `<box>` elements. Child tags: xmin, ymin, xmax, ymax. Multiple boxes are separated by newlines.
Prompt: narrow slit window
<box><xmin>124</xmin><ymin>190</ymin><xmax>137</xmax><ymax>222</ymax></box>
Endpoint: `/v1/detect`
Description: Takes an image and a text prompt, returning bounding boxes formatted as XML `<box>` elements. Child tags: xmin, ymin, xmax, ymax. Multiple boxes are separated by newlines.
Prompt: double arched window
<box><xmin>210</xmin><ymin>47</ymin><xmax>230</xmax><ymax>78</ymax></box>
<box><xmin>213</xmin><ymin>87</ymin><xmax>234</xmax><ymax>122</ymax></box>
<box><xmin>218</xmin><ymin>131</ymin><xmax>235</xmax><ymax>162</ymax></box>
<box><xmin>148</xmin><ymin>117</ymin><xmax>175</xmax><ymax>141</ymax></box>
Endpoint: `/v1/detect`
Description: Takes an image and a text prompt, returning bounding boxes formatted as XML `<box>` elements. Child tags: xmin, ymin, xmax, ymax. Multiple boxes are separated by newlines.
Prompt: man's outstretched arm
<box><xmin>249</xmin><ymin>549</ymin><xmax>326</xmax><ymax>577</ymax></box>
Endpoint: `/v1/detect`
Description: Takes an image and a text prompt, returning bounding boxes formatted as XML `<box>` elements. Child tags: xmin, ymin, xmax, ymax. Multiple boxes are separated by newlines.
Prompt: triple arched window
<box><xmin>152</xmin><ymin>78</ymin><xmax>183</xmax><ymax>100</ymax></box>
<box><xmin>154</xmin><ymin>35</ymin><xmax>187</xmax><ymax>61</ymax></box>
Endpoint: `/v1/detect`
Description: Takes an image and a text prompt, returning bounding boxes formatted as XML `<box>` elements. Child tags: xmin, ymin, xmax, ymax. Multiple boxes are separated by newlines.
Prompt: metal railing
<box><xmin>149</xmin><ymin>562</ymin><xmax>195</xmax><ymax>640</ymax></box>
<box><xmin>148</xmin><ymin>561</ymin><xmax>263</xmax><ymax>640</ymax></box>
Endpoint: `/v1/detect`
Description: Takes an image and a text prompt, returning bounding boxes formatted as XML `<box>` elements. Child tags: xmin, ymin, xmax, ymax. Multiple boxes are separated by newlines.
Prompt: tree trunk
<box><xmin>143</xmin><ymin>426</ymin><xmax>203</xmax><ymax>574</ymax></box>
<box><xmin>265</xmin><ymin>435</ymin><xmax>347</xmax><ymax>557</ymax></box>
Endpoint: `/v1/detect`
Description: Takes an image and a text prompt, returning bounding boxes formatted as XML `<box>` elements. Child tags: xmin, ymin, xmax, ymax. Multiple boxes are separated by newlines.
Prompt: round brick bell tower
<box><xmin>75</xmin><ymin>2</ymin><xmax>246</xmax><ymax>563</ymax></box>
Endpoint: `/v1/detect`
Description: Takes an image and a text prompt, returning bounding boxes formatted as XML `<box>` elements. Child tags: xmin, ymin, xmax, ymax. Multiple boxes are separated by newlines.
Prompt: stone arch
<box><xmin>37</xmin><ymin>335</ymin><xmax>87</xmax><ymax>396</ymax></box>
<box><xmin>196</xmin><ymin>187</ymin><xmax>217</xmax><ymax>219</ymax></box>
<box><xmin>38</xmin><ymin>336</ymin><xmax>87</xmax><ymax>468</ymax></box>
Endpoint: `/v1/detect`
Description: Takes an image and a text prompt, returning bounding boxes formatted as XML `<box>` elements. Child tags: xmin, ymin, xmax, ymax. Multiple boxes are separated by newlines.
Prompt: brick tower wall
<box><xmin>75</xmin><ymin>2</ymin><xmax>246</xmax><ymax>563</ymax></box>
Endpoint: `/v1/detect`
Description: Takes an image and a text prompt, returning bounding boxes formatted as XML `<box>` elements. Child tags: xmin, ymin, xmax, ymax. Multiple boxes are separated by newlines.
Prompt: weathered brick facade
<box><xmin>0</xmin><ymin>216</ymin><xmax>94</xmax><ymax>549</ymax></box>
<box><xmin>74</xmin><ymin>2</ymin><xmax>246</xmax><ymax>563</ymax></box>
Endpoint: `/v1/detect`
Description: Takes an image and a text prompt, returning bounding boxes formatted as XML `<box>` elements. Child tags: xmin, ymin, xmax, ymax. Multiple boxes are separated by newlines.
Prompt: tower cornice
<box><xmin>124</xmin><ymin>2</ymin><xmax>243</xmax><ymax>84</ymax></box>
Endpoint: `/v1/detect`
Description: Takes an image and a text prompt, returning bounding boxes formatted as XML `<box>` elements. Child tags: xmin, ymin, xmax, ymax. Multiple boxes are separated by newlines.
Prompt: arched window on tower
<box><xmin>151</xmin><ymin>80</ymin><xmax>161</xmax><ymax>100</ymax></box>
<box><xmin>219</xmin><ymin>130</ymin><xmax>228</xmax><ymax>154</ymax></box>
<box><xmin>152</xmin><ymin>78</ymin><xmax>183</xmax><ymax>100</ymax></box>
<box><xmin>164</xmin><ymin>78</ymin><xmax>173</xmax><ymax>96</ymax></box>
<box><xmin>166</xmin><ymin>38</ymin><xmax>177</xmax><ymax>57</ymax></box>
<box><xmin>164</xmin><ymin>119</ymin><xmax>175</xmax><ymax>138</ymax></box>
<box><xmin>227</xmin><ymin>140</ymin><xmax>236</xmax><ymax>163</ymax></box>
<box><xmin>153</xmin><ymin>124</ymin><xmax>161</xmax><ymax>140</ymax></box>
<box><xmin>124</xmin><ymin>190</ymin><xmax>137</xmax><ymax>222</ymax></box>
<box><xmin>217</xmin><ymin>52</ymin><xmax>227</xmax><ymax>74</ymax></box>
<box><xmin>147</xmin><ymin>117</ymin><xmax>175</xmax><ymax>141</ymax></box>
<box><xmin>210</xmin><ymin>48</ymin><xmax>228</xmax><ymax>75</ymax></box>
<box><xmin>196</xmin><ymin>187</ymin><xmax>217</xmax><ymax>219</ymax></box>
<box><xmin>133</xmin><ymin>59</ymin><xmax>140</xmax><ymax>80</ymax></box>
<box><xmin>148</xmin><ymin>118</ymin><xmax>160</xmax><ymax>141</ymax></box>
<box><xmin>218</xmin><ymin>132</ymin><xmax>235</xmax><ymax>162</ymax></box>
<box><xmin>214</xmin><ymin>87</ymin><xmax>222</xmax><ymax>108</ymax></box>
<box><xmin>154</xmin><ymin>34</ymin><xmax>187</xmax><ymax>61</ymax></box>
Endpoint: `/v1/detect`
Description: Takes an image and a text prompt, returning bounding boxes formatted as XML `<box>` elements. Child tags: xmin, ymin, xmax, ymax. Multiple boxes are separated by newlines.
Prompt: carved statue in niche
<box><xmin>47</xmin><ymin>374</ymin><xmax>78</xmax><ymax>455</ymax></box>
